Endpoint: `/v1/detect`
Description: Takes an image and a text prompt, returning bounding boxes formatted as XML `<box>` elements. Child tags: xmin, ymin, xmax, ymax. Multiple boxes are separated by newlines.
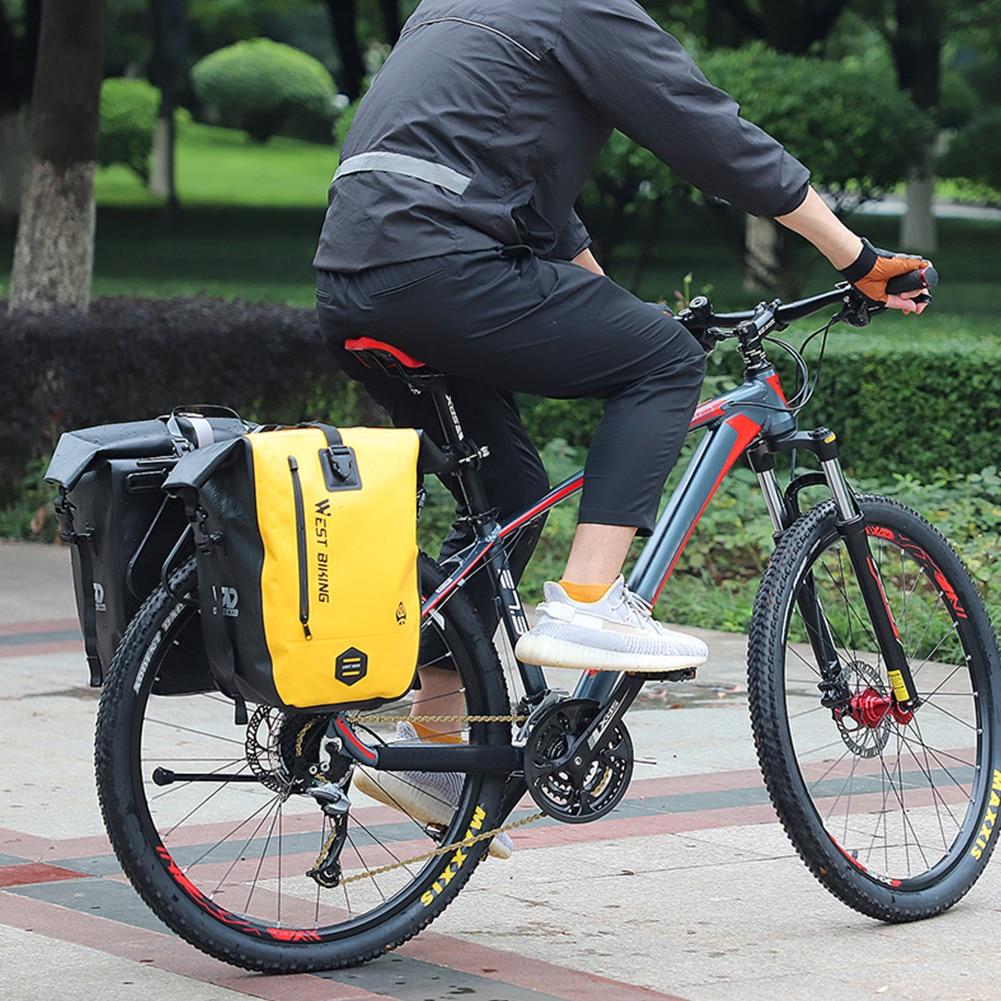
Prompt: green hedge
<box><xmin>519</xmin><ymin>335</ymin><xmax>1001</xmax><ymax>480</ymax></box>
<box><xmin>0</xmin><ymin>296</ymin><xmax>380</xmax><ymax>515</ymax></box>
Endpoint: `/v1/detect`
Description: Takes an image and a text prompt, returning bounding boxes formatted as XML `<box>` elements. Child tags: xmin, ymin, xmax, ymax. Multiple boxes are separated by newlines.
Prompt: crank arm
<box><xmin>550</xmin><ymin>675</ymin><xmax>644</xmax><ymax>772</ymax></box>
<box><xmin>152</xmin><ymin>767</ymin><xmax>264</xmax><ymax>786</ymax></box>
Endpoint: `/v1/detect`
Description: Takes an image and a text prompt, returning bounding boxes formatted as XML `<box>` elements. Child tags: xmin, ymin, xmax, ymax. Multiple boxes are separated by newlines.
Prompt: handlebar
<box><xmin>678</xmin><ymin>265</ymin><xmax>939</xmax><ymax>341</ymax></box>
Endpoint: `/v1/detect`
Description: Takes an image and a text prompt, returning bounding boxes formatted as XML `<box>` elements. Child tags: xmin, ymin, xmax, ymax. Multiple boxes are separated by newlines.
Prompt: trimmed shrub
<box><xmin>192</xmin><ymin>39</ymin><xmax>336</xmax><ymax>143</ymax></box>
<box><xmin>0</xmin><ymin>297</ymin><xmax>383</xmax><ymax>509</ymax></box>
<box><xmin>700</xmin><ymin>45</ymin><xmax>932</xmax><ymax>208</ymax></box>
<box><xmin>519</xmin><ymin>335</ymin><xmax>1001</xmax><ymax>480</ymax></box>
<box><xmin>941</xmin><ymin>108</ymin><xmax>1001</xmax><ymax>190</ymax></box>
<box><xmin>98</xmin><ymin>78</ymin><xmax>160</xmax><ymax>183</ymax></box>
<box><xmin>938</xmin><ymin>71</ymin><xmax>981</xmax><ymax>130</ymax></box>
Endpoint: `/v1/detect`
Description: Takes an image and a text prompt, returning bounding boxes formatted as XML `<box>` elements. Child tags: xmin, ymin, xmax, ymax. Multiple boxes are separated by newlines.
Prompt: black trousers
<box><xmin>315</xmin><ymin>248</ymin><xmax>706</xmax><ymax>625</ymax></box>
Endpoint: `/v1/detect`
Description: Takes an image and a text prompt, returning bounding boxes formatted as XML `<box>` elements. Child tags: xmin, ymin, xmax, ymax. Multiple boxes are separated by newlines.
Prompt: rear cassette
<box><xmin>524</xmin><ymin>699</ymin><xmax>633</xmax><ymax>824</ymax></box>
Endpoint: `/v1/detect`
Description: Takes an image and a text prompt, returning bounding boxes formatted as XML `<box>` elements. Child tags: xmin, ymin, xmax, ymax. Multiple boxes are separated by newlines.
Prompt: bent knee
<box><xmin>650</xmin><ymin>318</ymin><xmax>707</xmax><ymax>384</ymax></box>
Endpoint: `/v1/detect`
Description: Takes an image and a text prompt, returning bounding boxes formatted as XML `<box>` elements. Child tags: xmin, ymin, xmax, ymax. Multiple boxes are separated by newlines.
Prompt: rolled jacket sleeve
<box><xmin>556</xmin><ymin>0</ymin><xmax>811</xmax><ymax>218</ymax></box>
<box><xmin>546</xmin><ymin>208</ymin><xmax>593</xmax><ymax>261</ymax></box>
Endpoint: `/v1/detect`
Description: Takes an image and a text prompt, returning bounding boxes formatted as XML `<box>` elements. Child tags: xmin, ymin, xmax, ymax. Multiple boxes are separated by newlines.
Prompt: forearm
<box><xmin>775</xmin><ymin>187</ymin><xmax>862</xmax><ymax>270</ymax></box>
<box><xmin>572</xmin><ymin>246</ymin><xmax>605</xmax><ymax>276</ymax></box>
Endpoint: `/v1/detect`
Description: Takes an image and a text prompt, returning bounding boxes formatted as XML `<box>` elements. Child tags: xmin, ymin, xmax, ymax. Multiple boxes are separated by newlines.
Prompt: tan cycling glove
<box><xmin>840</xmin><ymin>238</ymin><xmax>931</xmax><ymax>303</ymax></box>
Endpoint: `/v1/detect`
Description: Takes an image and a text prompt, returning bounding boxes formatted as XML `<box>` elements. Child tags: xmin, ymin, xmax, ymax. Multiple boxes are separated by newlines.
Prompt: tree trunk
<box><xmin>891</xmin><ymin>0</ymin><xmax>945</xmax><ymax>251</ymax></box>
<box><xmin>901</xmin><ymin>161</ymin><xmax>937</xmax><ymax>252</ymax></box>
<box><xmin>379</xmin><ymin>0</ymin><xmax>401</xmax><ymax>45</ymax></box>
<box><xmin>9</xmin><ymin>0</ymin><xmax>107</xmax><ymax>314</ymax></box>
<box><xmin>0</xmin><ymin>110</ymin><xmax>25</xmax><ymax>222</ymax></box>
<box><xmin>744</xmin><ymin>214</ymin><xmax>781</xmax><ymax>291</ymax></box>
<box><xmin>325</xmin><ymin>0</ymin><xmax>366</xmax><ymax>100</ymax></box>
<box><xmin>149</xmin><ymin>114</ymin><xmax>171</xmax><ymax>198</ymax></box>
<box><xmin>149</xmin><ymin>0</ymin><xmax>185</xmax><ymax>215</ymax></box>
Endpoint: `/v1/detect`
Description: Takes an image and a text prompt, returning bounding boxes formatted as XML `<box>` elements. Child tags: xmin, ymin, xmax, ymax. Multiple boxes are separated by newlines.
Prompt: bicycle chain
<box><xmin>311</xmin><ymin>712</ymin><xmax>541</xmax><ymax>884</ymax></box>
<box><xmin>339</xmin><ymin>809</ymin><xmax>545</xmax><ymax>885</ymax></box>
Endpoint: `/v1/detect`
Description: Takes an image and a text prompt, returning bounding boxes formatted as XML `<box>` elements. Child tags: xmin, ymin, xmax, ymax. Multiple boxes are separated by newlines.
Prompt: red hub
<box><xmin>849</xmin><ymin>687</ymin><xmax>913</xmax><ymax>727</ymax></box>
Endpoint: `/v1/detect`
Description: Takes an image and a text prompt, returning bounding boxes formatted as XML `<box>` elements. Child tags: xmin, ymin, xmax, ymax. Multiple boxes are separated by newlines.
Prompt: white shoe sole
<box><xmin>352</xmin><ymin>767</ymin><xmax>512</xmax><ymax>860</ymax></box>
<box><xmin>515</xmin><ymin>633</ymin><xmax>707</xmax><ymax>673</ymax></box>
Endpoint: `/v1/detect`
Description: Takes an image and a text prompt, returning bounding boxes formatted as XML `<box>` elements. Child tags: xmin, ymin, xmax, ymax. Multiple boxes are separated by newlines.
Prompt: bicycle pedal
<box><xmin>626</xmin><ymin>668</ymin><xmax>696</xmax><ymax>682</ymax></box>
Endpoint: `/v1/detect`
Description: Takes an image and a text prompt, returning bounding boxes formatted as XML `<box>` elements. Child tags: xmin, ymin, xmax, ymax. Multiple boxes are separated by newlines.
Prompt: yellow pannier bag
<box><xmin>165</xmin><ymin>424</ymin><xmax>420</xmax><ymax>712</ymax></box>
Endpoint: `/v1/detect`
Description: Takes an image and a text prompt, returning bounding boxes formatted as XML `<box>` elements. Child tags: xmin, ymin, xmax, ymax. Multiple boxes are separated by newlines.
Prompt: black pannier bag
<box><xmin>45</xmin><ymin>408</ymin><xmax>250</xmax><ymax>687</ymax></box>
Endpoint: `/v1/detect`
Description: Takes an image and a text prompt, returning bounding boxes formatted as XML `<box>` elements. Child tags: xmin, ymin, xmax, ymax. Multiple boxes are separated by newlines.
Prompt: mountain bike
<box><xmin>95</xmin><ymin>268</ymin><xmax>1001</xmax><ymax>973</ymax></box>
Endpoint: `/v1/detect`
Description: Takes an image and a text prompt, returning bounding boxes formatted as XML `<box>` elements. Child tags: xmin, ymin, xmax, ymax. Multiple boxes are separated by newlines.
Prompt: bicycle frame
<box><xmin>420</xmin><ymin>365</ymin><xmax>795</xmax><ymax>699</ymax></box>
<box><xmin>335</xmin><ymin>342</ymin><xmax>922</xmax><ymax>778</ymax></box>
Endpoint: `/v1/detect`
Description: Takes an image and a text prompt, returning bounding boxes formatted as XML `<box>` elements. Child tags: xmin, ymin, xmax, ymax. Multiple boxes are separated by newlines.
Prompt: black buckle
<box><xmin>320</xmin><ymin>445</ymin><xmax>362</xmax><ymax>491</ymax></box>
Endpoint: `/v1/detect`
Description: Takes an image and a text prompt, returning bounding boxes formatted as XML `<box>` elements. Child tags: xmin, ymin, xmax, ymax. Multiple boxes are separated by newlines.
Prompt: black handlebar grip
<box><xmin>886</xmin><ymin>264</ymin><xmax>938</xmax><ymax>296</ymax></box>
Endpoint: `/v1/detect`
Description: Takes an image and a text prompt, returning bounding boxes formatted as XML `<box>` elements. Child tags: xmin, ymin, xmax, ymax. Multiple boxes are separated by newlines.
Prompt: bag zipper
<box><xmin>288</xmin><ymin>456</ymin><xmax>311</xmax><ymax>640</ymax></box>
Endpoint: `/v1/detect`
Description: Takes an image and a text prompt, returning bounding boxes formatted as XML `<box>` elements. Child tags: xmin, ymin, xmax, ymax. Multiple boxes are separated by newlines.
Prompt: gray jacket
<box><xmin>313</xmin><ymin>0</ymin><xmax>810</xmax><ymax>273</ymax></box>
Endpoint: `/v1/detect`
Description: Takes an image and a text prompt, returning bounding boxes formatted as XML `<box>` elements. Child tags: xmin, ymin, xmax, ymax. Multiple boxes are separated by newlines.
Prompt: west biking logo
<box><xmin>93</xmin><ymin>581</ymin><xmax>107</xmax><ymax>613</ymax></box>
<box><xmin>314</xmin><ymin>499</ymin><xmax>331</xmax><ymax>604</ymax></box>
<box><xmin>214</xmin><ymin>586</ymin><xmax>240</xmax><ymax>618</ymax></box>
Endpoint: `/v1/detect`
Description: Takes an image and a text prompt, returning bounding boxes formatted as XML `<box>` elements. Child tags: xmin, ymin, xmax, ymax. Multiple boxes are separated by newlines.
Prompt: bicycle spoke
<box><xmin>245</xmin><ymin>794</ymin><xmax>282</xmax><ymax>915</ymax></box>
<box><xmin>920</xmin><ymin>699</ymin><xmax>977</xmax><ymax>731</ymax></box>
<box><xmin>146</xmin><ymin>718</ymin><xmax>245</xmax><ymax>746</ymax></box>
<box><xmin>207</xmin><ymin>794</ymin><xmax>283</xmax><ymax>894</ymax></box>
<box><xmin>346</xmin><ymin>830</ymin><xmax>386</xmax><ymax>903</ymax></box>
<box><xmin>186</xmin><ymin>790</ymin><xmax>281</xmax><ymax>873</ymax></box>
<box><xmin>902</xmin><ymin>726</ymin><xmax>956</xmax><ymax>848</ymax></box>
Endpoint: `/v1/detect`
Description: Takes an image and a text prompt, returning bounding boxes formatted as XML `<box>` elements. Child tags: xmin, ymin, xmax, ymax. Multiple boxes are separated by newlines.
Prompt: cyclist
<box><xmin>314</xmin><ymin>0</ymin><xmax>929</xmax><ymax>836</ymax></box>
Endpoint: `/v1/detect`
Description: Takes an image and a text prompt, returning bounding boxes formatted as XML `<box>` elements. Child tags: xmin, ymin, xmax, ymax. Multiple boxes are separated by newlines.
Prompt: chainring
<box><xmin>524</xmin><ymin>698</ymin><xmax>633</xmax><ymax>824</ymax></box>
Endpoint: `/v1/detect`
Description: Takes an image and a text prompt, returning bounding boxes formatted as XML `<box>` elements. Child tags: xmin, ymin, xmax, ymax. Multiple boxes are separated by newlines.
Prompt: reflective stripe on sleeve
<box><xmin>332</xmin><ymin>152</ymin><xmax>472</xmax><ymax>196</ymax></box>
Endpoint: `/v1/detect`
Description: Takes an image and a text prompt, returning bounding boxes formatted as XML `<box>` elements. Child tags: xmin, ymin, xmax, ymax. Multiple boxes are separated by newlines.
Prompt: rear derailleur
<box><xmin>303</xmin><ymin>722</ymin><xmax>355</xmax><ymax>888</ymax></box>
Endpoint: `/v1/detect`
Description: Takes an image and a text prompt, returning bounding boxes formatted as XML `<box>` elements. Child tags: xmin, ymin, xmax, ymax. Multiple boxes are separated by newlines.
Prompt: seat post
<box><xmin>429</xmin><ymin>384</ymin><xmax>494</xmax><ymax>521</ymax></box>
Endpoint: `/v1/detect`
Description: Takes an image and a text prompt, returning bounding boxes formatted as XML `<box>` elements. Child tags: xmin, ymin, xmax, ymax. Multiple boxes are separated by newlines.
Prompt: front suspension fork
<box><xmin>752</xmin><ymin>432</ymin><xmax>919</xmax><ymax>713</ymax></box>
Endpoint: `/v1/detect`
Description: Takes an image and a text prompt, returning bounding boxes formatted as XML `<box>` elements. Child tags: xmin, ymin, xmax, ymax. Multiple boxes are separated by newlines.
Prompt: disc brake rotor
<box><xmin>834</xmin><ymin>661</ymin><xmax>892</xmax><ymax>758</ymax></box>
<box><xmin>245</xmin><ymin>706</ymin><xmax>327</xmax><ymax>792</ymax></box>
<box><xmin>524</xmin><ymin>699</ymin><xmax>633</xmax><ymax>824</ymax></box>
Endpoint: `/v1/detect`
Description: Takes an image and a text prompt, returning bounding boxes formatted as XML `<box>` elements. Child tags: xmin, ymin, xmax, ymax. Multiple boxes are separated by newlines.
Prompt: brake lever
<box><xmin>836</xmin><ymin>292</ymin><xmax>877</xmax><ymax>328</ymax></box>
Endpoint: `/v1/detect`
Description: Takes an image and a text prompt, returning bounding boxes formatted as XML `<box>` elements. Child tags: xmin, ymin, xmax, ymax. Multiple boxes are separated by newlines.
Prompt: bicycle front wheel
<box><xmin>748</xmin><ymin>495</ymin><xmax>1001</xmax><ymax>921</ymax></box>
<box><xmin>95</xmin><ymin>555</ymin><xmax>512</xmax><ymax>972</ymax></box>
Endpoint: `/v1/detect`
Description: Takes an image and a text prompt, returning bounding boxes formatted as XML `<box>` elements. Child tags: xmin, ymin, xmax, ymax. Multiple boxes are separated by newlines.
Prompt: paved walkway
<box><xmin>1</xmin><ymin>540</ymin><xmax>997</xmax><ymax>1001</ymax></box>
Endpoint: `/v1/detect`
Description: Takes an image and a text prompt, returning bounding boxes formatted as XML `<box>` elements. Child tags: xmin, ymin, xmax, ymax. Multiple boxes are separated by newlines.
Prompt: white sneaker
<box><xmin>351</xmin><ymin>722</ymin><xmax>513</xmax><ymax>860</ymax></box>
<box><xmin>515</xmin><ymin>577</ymin><xmax>709</xmax><ymax>673</ymax></box>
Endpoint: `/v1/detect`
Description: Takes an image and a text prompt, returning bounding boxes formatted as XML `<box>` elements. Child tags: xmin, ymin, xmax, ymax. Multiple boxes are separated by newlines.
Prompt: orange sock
<box><xmin>559</xmin><ymin>579</ymin><xmax>615</xmax><ymax>603</ymax></box>
<box><xmin>412</xmin><ymin>720</ymin><xmax>463</xmax><ymax>744</ymax></box>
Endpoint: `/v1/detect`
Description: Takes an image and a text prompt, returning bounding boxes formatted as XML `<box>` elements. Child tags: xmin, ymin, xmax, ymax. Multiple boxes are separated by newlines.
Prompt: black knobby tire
<box><xmin>95</xmin><ymin>555</ymin><xmax>511</xmax><ymax>972</ymax></box>
<box><xmin>748</xmin><ymin>495</ymin><xmax>1001</xmax><ymax>921</ymax></box>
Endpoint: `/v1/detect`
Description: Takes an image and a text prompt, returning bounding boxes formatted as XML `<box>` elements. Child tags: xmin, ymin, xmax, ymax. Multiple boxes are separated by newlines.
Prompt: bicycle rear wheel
<box><xmin>95</xmin><ymin>555</ymin><xmax>511</xmax><ymax>971</ymax></box>
<box><xmin>748</xmin><ymin>495</ymin><xmax>1001</xmax><ymax>920</ymax></box>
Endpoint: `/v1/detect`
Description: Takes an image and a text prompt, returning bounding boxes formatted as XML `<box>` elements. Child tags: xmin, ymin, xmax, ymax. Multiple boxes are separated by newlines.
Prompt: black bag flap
<box><xmin>46</xmin><ymin>416</ymin><xmax>252</xmax><ymax>491</ymax></box>
<box><xmin>163</xmin><ymin>437</ymin><xmax>245</xmax><ymax>492</ymax></box>
<box><xmin>46</xmin><ymin>420</ymin><xmax>177</xmax><ymax>490</ymax></box>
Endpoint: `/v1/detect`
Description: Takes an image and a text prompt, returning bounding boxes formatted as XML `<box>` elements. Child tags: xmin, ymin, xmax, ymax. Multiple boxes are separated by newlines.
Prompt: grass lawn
<box><xmin>94</xmin><ymin>120</ymin><xmax>337</xmax><ymax>209</ymax></box>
